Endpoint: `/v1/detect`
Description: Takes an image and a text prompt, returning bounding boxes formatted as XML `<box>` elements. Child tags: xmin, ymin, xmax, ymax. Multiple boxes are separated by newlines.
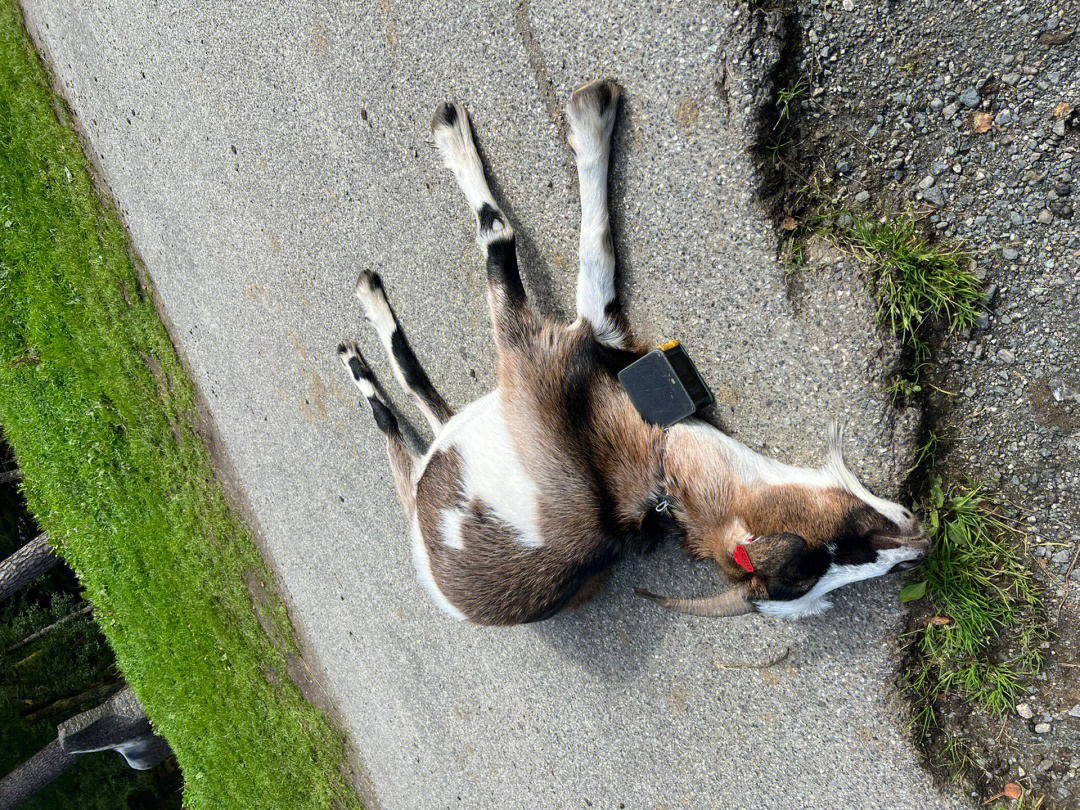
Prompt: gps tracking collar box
<box><xmin>617</xmin><ymin>340</ymin><xmax>714</xmax><ymax>427</ymax></box>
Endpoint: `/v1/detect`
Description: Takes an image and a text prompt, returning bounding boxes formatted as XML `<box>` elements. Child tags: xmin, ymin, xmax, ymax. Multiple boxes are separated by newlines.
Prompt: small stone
<box><xmin>922</xmin><ymin>187</ymin><xmax>945</xmax><ymax>207</ymax></box>
<box><xmin>1038</xmin><ymin>209</ymin><xmax>1053</xmax><ymax>224</ymax></box>
<box><xmin>1035</xmin><ymin>722</ymin><xmax>1052</xmax><ymax>734</ymax></box>
<box><xmin>1002</xmin><ymin>247</ymin><xmax>1019</xmax><ymax>261</ymax></box>
<box><xmin>1051</xmin><ymin>549</ymin><xmax>1070</xmax><ymax>564</ymax></box>
<box><xmin>919</xmin><ymin>175</ymin><xmax>936</xmax><ymax>189</ymax></box>
<box><xmin>836</xmin><ymin>160</ymin><xmax>850</xmax><ymax>175</ymax></box>
<box><xmin>995</xmin><ymin>109</ymin><xmax>1014</xmax><ymax>125</ymax></box>
<box><xmin>942</xmin><ymin>102</ymin><xmax>959</xmax><ymax>117</ymax></box>
<box><xmin>1053</xmin><ymin>120</ymin><xmax>1066</xmax><ymax>137</ymax></box>
<box><xmin>998</xmin><ymin>349</ymin><xmax>1015</xmax><ymax>364</ymax></box>
<box><xmin>959</xmin><ymin>87</ymin><xmax>980</xmax><ymax>108</ymax></box>
<box><xmin>841</xmin><ymin>0</ymin><xmax>854</xmax><ymax>10</ymax></box>
<box><xmin>854</xmin><ymin>190</ymin><xmax>870</xmax><ymax>204</ymax></box>
<box><xmin>1017</xmin><ymin>703</ymin><xmax>1034</xmax><ymax>719</ymax></box>
<box><xmin>1068</xmin><ymin>704</ymin><xmax>1080</xmax><ymax>718</ymax></box>
<box><xmin>1049</xmin><ymin>200</ymin><xmax>1072</xmax><ymax>218</ymax></box>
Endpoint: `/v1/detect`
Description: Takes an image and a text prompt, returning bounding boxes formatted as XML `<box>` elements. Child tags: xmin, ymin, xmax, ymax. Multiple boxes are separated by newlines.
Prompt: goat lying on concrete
<box><xmin>338</xmin><ymin>80</ymin><xmax>927</xmax><ymax>625</ymax></box>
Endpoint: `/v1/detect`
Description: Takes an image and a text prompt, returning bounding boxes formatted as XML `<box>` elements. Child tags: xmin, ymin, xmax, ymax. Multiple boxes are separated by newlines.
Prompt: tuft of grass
<box><xmin>824</xmin><ymin>212</ymin><xmax>981</xmax><ymax>361</ymax></box>
<box><xmin>906</xmin><ymin>429</ymin><xmax>939</xmax><ymax>475</ymax></box>
<box><xmin>901</xmin><ymin>478</ymin><xmax>1046</xmax><ymax>755</ymax></box>
<box><xmin>782</xmin><ymin>237</ymin><xmax>805</xmax><ymax>276</ymax></box>
<box><xmin>803</xmin><ymin>209</ymin><xmax>982</xmax><ymax>399</ymax></box>
<box><xmin>773</xmin><ymin>78</ymin><xmax>807</xmax><ymax>129</ymax></box>
<box><xmin>0</xmin><ymin>3</ymin><xmax>360</xmax><ymax>809</ymax></box>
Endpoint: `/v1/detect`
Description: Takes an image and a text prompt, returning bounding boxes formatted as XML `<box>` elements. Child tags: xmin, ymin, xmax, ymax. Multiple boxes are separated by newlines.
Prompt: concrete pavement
<box><xmin>22</xmin><ymin>1</ymin><xmax>965</xmax><ymax>807</ymax></box>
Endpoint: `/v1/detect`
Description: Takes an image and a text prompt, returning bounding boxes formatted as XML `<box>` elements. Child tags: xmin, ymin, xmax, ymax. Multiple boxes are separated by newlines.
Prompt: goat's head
<box><xmin>638</xmin><ymin>423</ymin><xmax>927</xmax><ymax>619</ymax></box>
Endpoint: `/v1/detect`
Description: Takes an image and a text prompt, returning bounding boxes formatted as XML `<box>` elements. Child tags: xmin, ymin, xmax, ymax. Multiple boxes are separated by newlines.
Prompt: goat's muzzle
<box><xmin>634</xmin><ymin>586</ymin><xmax>756</xmax><ymax>617</ymax></box>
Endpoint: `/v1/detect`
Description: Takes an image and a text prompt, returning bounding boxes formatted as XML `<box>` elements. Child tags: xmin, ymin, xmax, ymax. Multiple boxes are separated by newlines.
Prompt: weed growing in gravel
<box><xmin>806</xmin><ymin>210</ymin><xmax>982</xmax><ymax>400</ymax></box>
<box><xmin>901</xmin><ymin>477</ymin><xmax>1046</xmax><ymax>758</ymax></box>
<box><xmin>823</xmin><ymin>212</ymin><xmax>981</xmax><ymax>360</ymax></box>
<box><xmin>781</xmin><ymin>237</ymin><xmax>805</xmax><ymax>276</ymax></box>
<box><xmin>773</xmin><ymin>78</ymin><xmax>806</xmax><ymax>129</ymax></box>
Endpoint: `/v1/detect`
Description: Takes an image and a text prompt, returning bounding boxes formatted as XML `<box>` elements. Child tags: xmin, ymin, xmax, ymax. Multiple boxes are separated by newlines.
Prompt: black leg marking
<box><xmin>347</xmin><ymin>355</ymin><xmax>366</xmax><ymax>382</ymax></box>
<box><xmin>478</xmin><ymin>203</ymin><xmax>503</xmax><ymax>235</ymax></box>
<box><xmin>368</xmin><ymin>396</ymin><xmax>399</xmax><ymax>435</ymax></box>
<box><xmin>485</xmin><ymin>238</ymin><xmax>526</xmax><ymax>306</ymax></box>
<box><xmin>389</xmin><ymin>329</ymin><xmax>453</xmax><ymax>425</ymax></box>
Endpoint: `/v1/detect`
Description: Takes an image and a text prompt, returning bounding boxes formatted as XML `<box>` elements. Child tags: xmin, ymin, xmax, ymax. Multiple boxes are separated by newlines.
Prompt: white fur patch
<box><xmin>355</xmin><ymin>376</ymin><xmax>376</xmax><ymax>398</ymax></box>
<box><xmin>439</xmin><ymin>507</ymin><xmax>465</xmax><ymax>550</ymax></box>
<box><xmin>421</xmin><ymin>392</ymin><xmax>542</xmax><ymax>549</ymax></box>
<box><xmin>571</xmin><ymin>98</ymin><xmax>622</xmax><ymax>348</ymax></box>
<box><xmin>355</xmin><ymin>276</ymin><xmax>395</xmax><ymax>338</ymax></box>
<box><xmin>823</xmin><ymin>421</ymin><xmax>911</xmax><ymax>526</ymax></box>
<box><xmin>755</xmin><ymin>545</ymin><xmax>924</xmax><ymax>620</ymax></box>
<box><xmin>672</xmin><ymin>420</ymin><xmax>836</xmax><ymax>490</ymax></box>
<box><xmin>432</xmin><ymin>105</ymin><xmax>513</xmax><ymax>245</ymax></box>
<box><xmin>410</xmin><ymin>513</ymin><xmax>466</xmax><ymax>621</ymax></box>
<box><xmin>566</xmin><ymin>81</ymin><xmax>618</xmax><ymax>164</ymax></box>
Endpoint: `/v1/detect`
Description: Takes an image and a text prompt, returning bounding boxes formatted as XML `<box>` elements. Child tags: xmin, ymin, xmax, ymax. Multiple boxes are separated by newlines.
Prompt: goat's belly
<box><xmin>412</xmin><ymin>391</ymin><xmax>557</xmax><ymax>622</ymax></box>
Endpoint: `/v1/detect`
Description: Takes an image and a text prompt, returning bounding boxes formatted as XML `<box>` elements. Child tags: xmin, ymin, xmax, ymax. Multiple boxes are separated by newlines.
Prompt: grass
<box><xmin>773</xmin><ymin>78</ymin><xmax>806</xmax><ymax>129</ymax></box>
<box><xmin>818</xmin><ymin>211</ymin><xmax>982</xmax><ymax>362</ymax></box>
<box><xmin>796</xmin><ymin>207</ymin><xmax>983</xmax><ymax>401</ymax></box>
<box><xmin>900</xmin><ymin>477</ymin><xmax>1046</xmax><ymax>770</ymax></box>
<box><xmin>0</xmin><ymin>3</ymin><xmax>360</xmax><ymax>809</ymax></box>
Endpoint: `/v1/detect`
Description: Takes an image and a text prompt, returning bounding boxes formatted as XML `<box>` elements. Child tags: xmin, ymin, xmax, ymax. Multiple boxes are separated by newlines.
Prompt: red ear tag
<box><xmin>733</xmin><ymin>544</ymin><xmax>754</xmax><ymax>573</ymax></box>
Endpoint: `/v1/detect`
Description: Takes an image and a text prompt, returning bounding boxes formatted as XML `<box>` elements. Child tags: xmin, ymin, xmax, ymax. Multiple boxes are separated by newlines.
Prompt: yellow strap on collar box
<box><xmin>617</xmin><ymin>341</ymin><xmax>714</xmax><ymax>426</ymax></box>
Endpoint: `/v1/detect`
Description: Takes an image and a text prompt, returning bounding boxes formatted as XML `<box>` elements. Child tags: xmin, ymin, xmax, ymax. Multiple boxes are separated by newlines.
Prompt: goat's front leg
<box><xmin>354</xmin><ymin>270</ymin><xmax>454</xmax><ymax>433</ymax></box>
<box><xmin>431</xmin><ymin>102</ymin><xmax>534</xmax><ymax>353</ymax></box>
<box><xmin>338</xmin><ymin>342</ymin><xmax>417</xmax><ymax>518</ymax></box>
<box><xmin>566</xmin><ymin>80</ymin><xmax>636</xmax><ymax>351</ymax></box>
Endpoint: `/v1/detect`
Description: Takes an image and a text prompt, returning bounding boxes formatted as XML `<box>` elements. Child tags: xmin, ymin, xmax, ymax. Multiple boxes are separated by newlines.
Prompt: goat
<box><xmin>337</xmin><ymin>79</ymin><xmax>927</xmax><ymax>625</ymax></box>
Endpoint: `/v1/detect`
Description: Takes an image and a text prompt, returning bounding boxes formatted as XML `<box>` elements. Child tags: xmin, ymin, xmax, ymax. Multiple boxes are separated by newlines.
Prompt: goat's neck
<box><xmin>659</xmin><ymin>420</ymin><xmax>856</xmax><ymax>562</ymax></box>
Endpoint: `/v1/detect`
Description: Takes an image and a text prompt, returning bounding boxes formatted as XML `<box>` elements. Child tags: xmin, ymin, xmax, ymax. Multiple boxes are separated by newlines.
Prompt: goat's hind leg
<box><xmin>566</xmin><ymin>80</ymin><xmax>636</xmax><ymax>351</ymax></box>
<box><xmin>354</xmin><ymin>271</ymin><xmax>454</xmax><ymax>433</ymax></box>
<box><xmin>431</xmin><ymin>102</ymin><xmax>533</xmax><ymax>351</ymax></box>
<box><xmin>338</xmin><ymin>342</ymin><xmax>417</xmax><ymax>517</ymax></box>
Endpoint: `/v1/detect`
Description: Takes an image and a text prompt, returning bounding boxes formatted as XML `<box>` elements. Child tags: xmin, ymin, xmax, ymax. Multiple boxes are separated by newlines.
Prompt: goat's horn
<box><xmin>633</xmin><ymin>586</ymin><xmax>756</xmax><ymax>617</ymax></box>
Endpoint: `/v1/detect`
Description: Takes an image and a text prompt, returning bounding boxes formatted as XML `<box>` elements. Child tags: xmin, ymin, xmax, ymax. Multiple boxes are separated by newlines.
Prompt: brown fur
<box><xmin>414</xmin><ymin>316</ymin><xmax>668</xmax><ymax>625</ymax></box>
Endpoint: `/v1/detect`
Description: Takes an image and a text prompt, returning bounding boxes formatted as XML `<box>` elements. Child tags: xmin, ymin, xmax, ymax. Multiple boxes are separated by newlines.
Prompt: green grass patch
<box><xmin>789</xmin><ymin>205</ymin><xmax>983</xmax><ymax>401</ymax></box>
<box><xmin>901</xmin><ymin>477</ymin><xmax>1046</xmax><ymax>768</ymax></box>
<box><xmin>0</xmin><ymin>3</ymin><xmax>359</xmax><ymax>808</ymax></box>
